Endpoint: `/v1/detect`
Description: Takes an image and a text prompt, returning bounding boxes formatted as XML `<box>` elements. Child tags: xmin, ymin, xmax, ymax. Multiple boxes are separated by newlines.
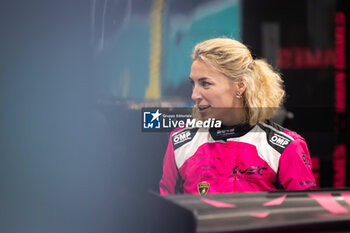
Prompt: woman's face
<box><xmin>189</xmin><ymin>60</ymin><xmax>245</xmax><ymax>125</ymax></box>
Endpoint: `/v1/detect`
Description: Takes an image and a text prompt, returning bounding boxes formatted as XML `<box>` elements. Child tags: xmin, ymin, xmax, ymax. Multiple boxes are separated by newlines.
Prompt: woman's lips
<box><xmin>198</xmin><ymin>105</ymin><xmax>210</xmax><ymax>113</ymax></box>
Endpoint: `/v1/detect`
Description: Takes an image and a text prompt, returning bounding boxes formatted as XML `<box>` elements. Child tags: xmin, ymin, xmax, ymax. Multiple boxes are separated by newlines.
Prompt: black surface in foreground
<box><xmin>146</xmin><ymin>189</ymin><xmax>350</xmax><ymax>233</ymax></box>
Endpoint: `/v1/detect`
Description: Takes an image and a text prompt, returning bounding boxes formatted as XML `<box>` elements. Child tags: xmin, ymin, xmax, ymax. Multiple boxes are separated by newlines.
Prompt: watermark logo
<box><xmin>143</xmin><ymin>109</ymin><xmax>162</xmax><ymax>129</ymax></box>
<box><xmin>142</xmin><ymin>108</ymin><xmax>222</xmax><ymax>132</ymax></box>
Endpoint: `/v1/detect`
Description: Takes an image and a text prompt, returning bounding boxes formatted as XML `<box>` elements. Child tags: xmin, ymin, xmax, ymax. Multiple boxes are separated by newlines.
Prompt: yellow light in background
<box><xmin>146</xmin><ymin>0</ymin><xmax>164</xmax><ymax>99</ymax></box>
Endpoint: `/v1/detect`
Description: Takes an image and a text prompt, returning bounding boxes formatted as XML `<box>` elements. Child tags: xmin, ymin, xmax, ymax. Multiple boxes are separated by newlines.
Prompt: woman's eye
<box><xmin>190</xmin><ymin>80</ymin><xmax>194</xmax><ymax>87</ymax></box>
<box><xmin>201</xmin><ymin>81</ymin><xmax>211</xmax><ymax>87</ymax></box>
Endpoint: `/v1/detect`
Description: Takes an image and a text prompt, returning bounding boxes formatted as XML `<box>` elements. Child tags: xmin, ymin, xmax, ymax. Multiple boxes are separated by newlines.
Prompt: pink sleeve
<box><xmin>159</xmin><ymin>131</ymin><xmax>178</xmax><ymax>195</ymax></box>
<box><xmin>278</xmin><ymin>136</ymin><xmax>316</xmax><ymax>190</ymax></box>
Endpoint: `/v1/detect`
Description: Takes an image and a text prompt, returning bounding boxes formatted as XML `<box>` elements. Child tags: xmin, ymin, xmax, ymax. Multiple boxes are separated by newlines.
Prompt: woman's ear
<box><xmin>235</xmin><ymin>77</ymin><xmax>246</xmax><ymax>94</ymax></box>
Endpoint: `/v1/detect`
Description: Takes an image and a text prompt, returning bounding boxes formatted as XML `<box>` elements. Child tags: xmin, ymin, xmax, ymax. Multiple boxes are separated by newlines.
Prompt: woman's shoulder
<box><xmin>170</xmin><ymin>126</ymin><xmax>202</xmax><ymax>137</ymax></box>
<box><xmin>255</xmin><ymin>120</ymin><xmax>307</xmax><ymax>156</ymax></box>
<box><xmin>170</xmin><ymin>126</ymin><xmax>206</xmax><ymax>140</ymax></box>
<box><xmin>258</xmin><ymin>120</ymin><xmax>305</xmax><ymax>142</ymax></box>
<box><xmin>170</xmin><ymin>126</ymin><xmax>190</xmax><ymax>135</ymax></box>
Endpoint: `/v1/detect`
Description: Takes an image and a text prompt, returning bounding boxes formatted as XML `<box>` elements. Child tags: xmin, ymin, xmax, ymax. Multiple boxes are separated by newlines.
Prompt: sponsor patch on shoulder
<box><xmin>269</xmin><ymin>133</ymin><xmax>291</xmax><ymax>148</ymax></box>
<box><xmin>172</xmin><ymin>128</ymin><xmax>198</xmax><ymax>150</ymax></box>
<box><xmin>173</xmin><ymin>130</ymin><xmax>191</xmax><ymax>145</ymax></box>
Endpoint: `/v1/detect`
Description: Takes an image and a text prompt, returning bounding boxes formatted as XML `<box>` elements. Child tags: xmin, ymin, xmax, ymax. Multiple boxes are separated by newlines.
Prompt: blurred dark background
<box><xmin>0</xmin><ymin>0</ymin><xmax>349</xmax><ymax>232</ymax></box>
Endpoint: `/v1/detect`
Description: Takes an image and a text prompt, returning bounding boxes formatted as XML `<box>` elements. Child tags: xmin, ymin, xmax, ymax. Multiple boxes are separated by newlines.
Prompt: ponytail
<box><xmin>244</xmin><ymin>59</ymin><xmax>285</xmax><ymax>125</ymax></box>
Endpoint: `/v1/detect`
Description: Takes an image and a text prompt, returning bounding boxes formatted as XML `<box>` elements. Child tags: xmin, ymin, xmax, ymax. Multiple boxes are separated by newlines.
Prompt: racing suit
<box><xmin>159</xmin><ymin>121</ymin><xmax>316</xmax><ymax>195</ymax></box>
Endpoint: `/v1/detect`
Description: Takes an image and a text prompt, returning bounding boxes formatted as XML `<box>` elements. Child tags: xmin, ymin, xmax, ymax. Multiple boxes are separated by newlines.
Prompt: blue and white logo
<box><xmin>143</xmin><ymin>109</ymin><xmax>162</xmax><ymax>129</ymax></box>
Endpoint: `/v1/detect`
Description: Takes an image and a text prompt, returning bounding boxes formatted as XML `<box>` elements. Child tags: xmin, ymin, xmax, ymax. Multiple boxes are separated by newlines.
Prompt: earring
<box><xmin>236</xmin><ymin>93</ymin><xmax>242</xmax><ymax>99</ymax></box>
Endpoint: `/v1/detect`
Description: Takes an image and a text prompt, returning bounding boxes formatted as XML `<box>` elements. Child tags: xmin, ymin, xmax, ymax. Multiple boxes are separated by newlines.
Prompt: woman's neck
<box><xmin>220</xmin><ymin>108</ymin><xmax>247</xmax><ymax>126</ymax></box>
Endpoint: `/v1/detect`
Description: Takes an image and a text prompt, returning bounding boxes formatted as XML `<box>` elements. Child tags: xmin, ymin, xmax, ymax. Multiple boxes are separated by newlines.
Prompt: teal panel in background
<box><xmin>95</xmin><ymin>0</ymin><xmax>241</xmax><ymax>100</ymax></box>
<box><xmin>96</xmin><ymin>17</ymin><xmax>150</xmax><ymax>99</ymax></box>
<box><xmin>162</xmin><ymin>0</ymin><xmax>241</xmax><ymax>100</ymax></box>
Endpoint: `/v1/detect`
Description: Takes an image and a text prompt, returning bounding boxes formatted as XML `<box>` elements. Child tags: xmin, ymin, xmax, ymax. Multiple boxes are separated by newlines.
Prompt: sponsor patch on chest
<box><xmin>198</xmin><ymin>181</ymin><xmax>210</xmax><ymax>195</ymax></box>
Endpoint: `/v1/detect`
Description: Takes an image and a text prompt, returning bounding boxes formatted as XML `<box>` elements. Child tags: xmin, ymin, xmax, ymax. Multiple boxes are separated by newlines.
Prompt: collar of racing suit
<box><xmin>209</xmin><ymin>123</ymin><xmax>254</xmax><ymax>141</ymax></box>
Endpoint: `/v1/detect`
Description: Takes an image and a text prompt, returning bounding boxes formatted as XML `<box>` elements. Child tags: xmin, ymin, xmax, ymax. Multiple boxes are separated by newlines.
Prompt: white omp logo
<box><xmin>173</xmin><ymin>131</ymin><xmax>191</xmax><ymax>145</ymax></box>
<box><xmin>270</xmin><ymin>134</ymin><xmax>290</xmax><ymax>148</ymax></box>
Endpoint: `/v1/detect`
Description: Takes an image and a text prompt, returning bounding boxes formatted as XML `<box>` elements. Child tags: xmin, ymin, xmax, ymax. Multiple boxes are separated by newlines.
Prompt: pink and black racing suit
<box><xmin>159</xmin><ymin>121</ymin><xmax>316</xmax><ymax>195</ymax></box>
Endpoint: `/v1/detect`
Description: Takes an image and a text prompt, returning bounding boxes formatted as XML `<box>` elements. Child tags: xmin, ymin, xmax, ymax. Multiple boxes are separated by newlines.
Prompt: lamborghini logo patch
<box><xmin>198</xmin><ymin>181</ymin><xmax>210</xmax><ymax>195</ymax></box>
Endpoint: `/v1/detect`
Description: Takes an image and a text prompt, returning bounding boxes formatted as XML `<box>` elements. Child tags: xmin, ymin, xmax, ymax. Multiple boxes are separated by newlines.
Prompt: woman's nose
<box><xmin>191</xmin><ymin>85</ymin><xmax>202</xmax><ymax>102</ymax></box>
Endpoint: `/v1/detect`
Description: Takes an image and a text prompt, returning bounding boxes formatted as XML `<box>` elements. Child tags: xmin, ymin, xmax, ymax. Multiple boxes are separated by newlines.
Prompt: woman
<box><xmin>160</xmin><ymin>38</ymin><xmax>315</xmax><ymax>195</ymax></box>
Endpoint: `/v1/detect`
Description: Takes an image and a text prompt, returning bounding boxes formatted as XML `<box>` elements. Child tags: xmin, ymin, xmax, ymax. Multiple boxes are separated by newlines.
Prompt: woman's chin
<box><xmin>199</xmin><ymin>112</ymin><xmax>217</xmax><ymax>121</ymax></box>
<box><xmin>199</xmin><ymin>110</ymin><xmax>210</xmax><ymax>120</ymax></box>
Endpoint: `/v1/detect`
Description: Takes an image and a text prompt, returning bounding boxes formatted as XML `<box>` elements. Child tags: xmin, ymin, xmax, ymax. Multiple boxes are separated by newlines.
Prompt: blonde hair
<box><xmin>192</xmin><ymin>38</ymin><xmax>285</xmax><ymax>125</ymax></box>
